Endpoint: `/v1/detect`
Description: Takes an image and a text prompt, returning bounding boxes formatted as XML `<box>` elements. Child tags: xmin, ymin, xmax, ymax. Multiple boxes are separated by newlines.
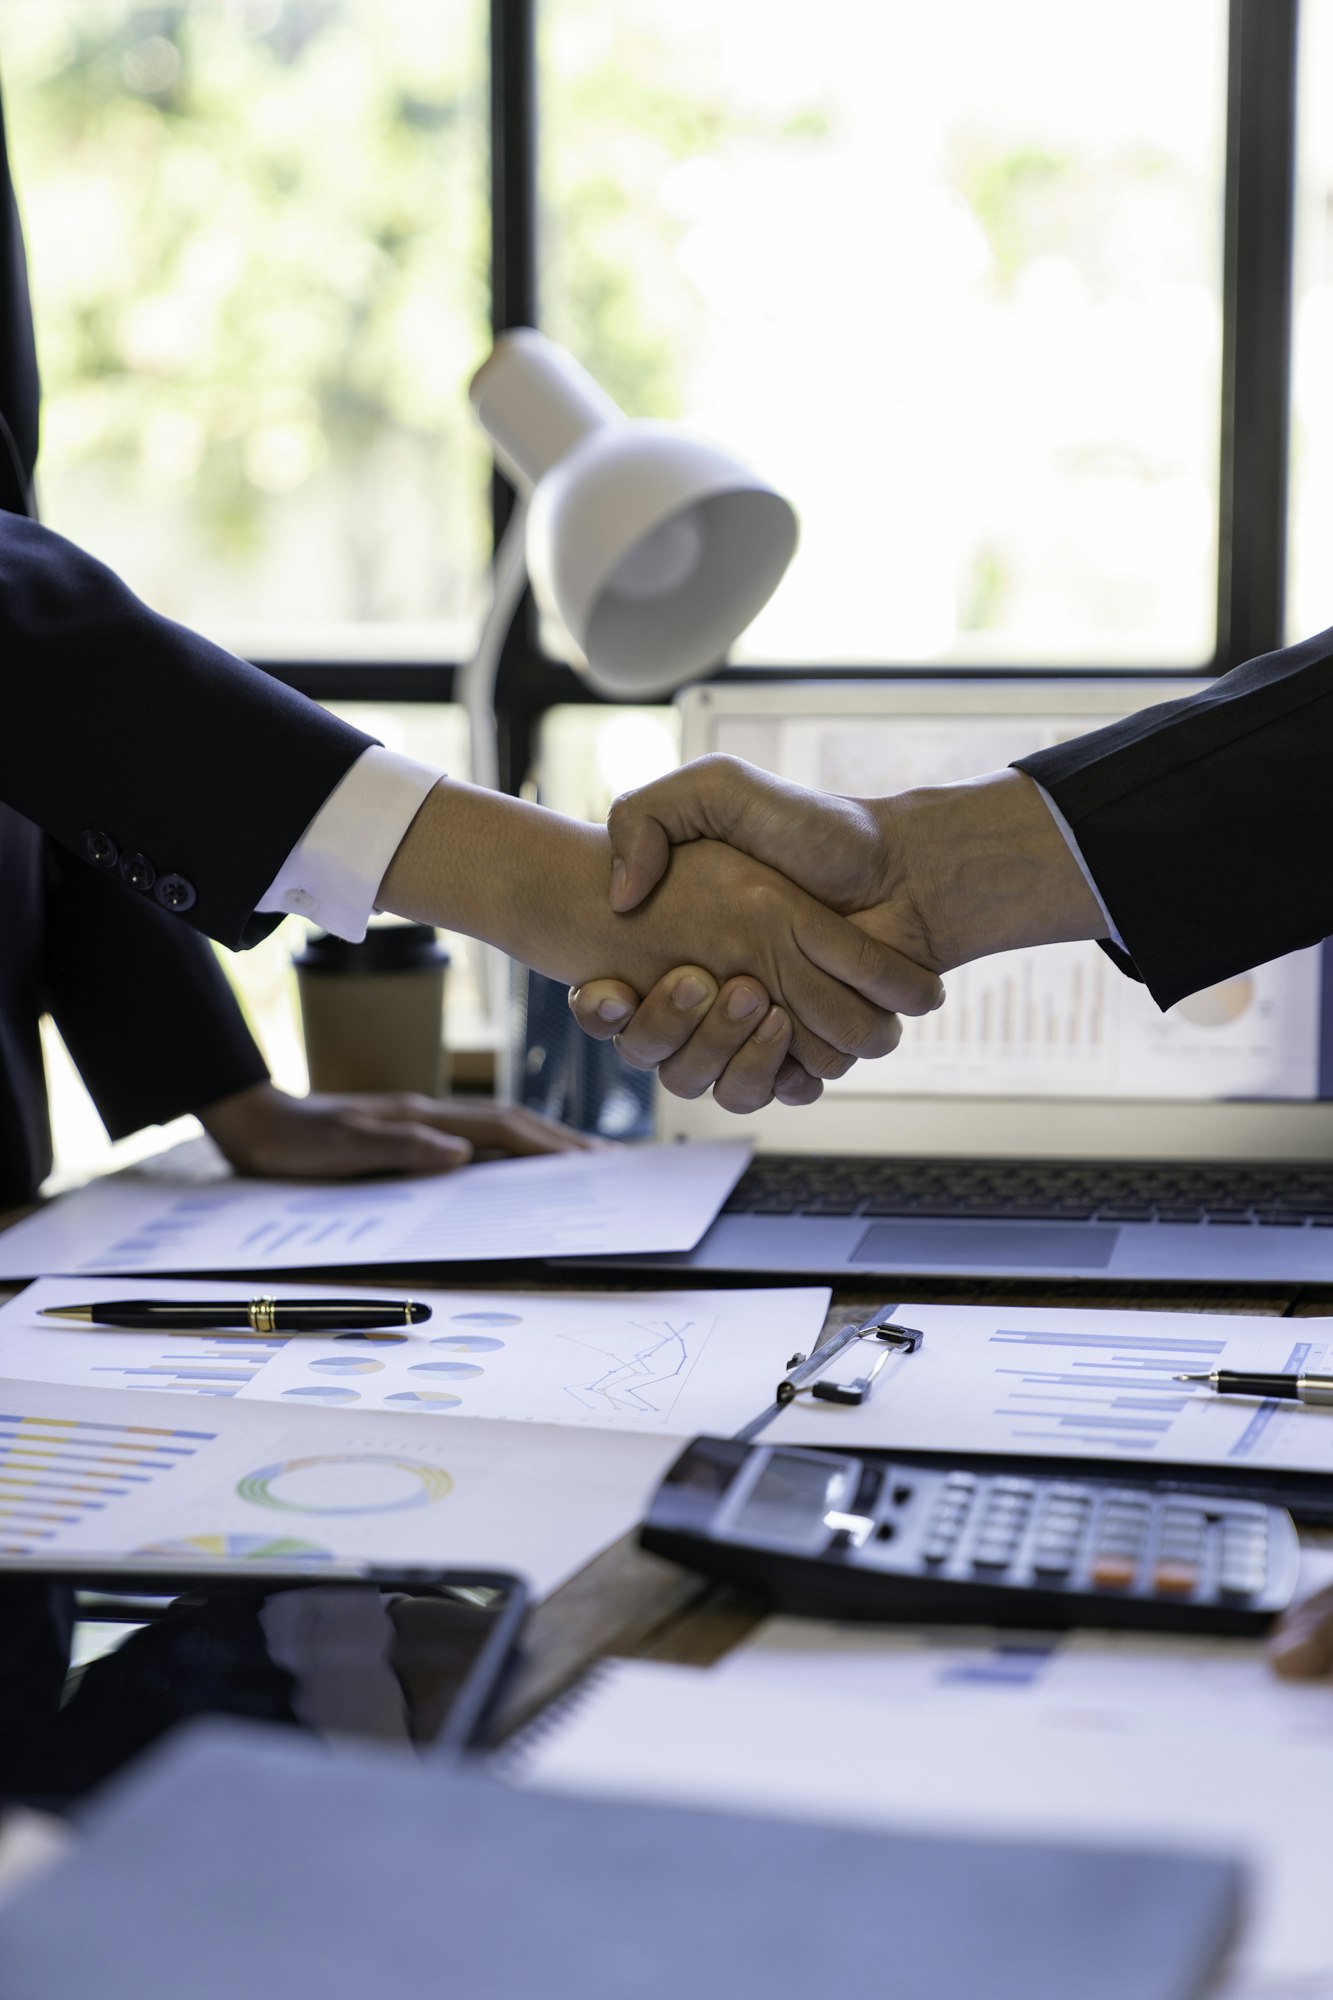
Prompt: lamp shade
<box><xmin>469</xmin><ymin>329</ymin><xmax>798</xmax><ymax>700</ymax></box>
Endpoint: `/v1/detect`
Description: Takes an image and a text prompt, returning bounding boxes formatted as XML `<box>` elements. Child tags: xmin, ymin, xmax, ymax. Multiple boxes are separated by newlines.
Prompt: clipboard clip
<box><xmin>776</xmin><ymin>1311</ymin><xmax>924</xmax><ymax>1408</ymax></box>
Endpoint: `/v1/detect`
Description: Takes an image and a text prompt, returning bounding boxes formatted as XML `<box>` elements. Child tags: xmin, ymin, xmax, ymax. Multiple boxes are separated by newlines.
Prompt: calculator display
<box><xmin>732</xmin><ymin>1451</ymin><xmax>855</xmax><ymax>1548</ymax></box>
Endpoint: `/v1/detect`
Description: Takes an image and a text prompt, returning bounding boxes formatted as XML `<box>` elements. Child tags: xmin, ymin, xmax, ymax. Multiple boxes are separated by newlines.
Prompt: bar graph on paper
<box><xmin>0</xmin><ymin>1409</ymin><xmax>214</xmax><ymax>1555</ymax></box>
<box><xmin>991</xmin><ymin>1325</ymin><xmax>1333</xmax><ymax>1464</ymax></box>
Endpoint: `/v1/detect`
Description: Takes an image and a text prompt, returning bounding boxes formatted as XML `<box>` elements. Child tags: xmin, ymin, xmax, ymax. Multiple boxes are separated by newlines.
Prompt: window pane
<box><xmin>539</xmin><ymin>0</ymin><xmax>1226</xmax><ymax>667</ymax></box>
<box><xmin>1290</xmin><ymin>0</ymin><xmax>1333</xmax><ymax>643</ymax></box>
<box><xmin>3</xmin><ymin>0</ymin><xmax>491</xmax><ymax>662</ymax></box>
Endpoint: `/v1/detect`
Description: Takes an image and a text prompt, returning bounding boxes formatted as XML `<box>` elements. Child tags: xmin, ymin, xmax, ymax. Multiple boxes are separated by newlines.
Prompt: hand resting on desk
<box><xmin>198</xmin><ymin>1080</ymin><xmax>601</xmax><ymax>1178</ymax></box>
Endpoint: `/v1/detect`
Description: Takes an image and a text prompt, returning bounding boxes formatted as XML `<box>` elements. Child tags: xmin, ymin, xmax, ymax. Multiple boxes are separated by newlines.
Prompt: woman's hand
<box><xmin>568</xmin><ymin>968</ymin><xmax>822</xmax><ymax>1113</ymax></box>
<box><xmin>199</xmin><ymin>1080</ymin><xmax>600</xmax><ymax>1178</ymax></box>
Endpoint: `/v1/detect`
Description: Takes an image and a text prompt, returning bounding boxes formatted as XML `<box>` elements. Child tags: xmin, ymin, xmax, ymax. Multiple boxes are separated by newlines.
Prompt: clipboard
<box><xmin>731</xmin><ymin>1302</ymin><xmax>1333</xmax><ymax>1524</ymax></box>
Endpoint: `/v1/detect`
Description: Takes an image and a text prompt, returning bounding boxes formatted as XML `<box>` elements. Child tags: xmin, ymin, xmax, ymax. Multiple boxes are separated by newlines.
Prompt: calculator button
<box><xmin>921</xmin><ymin>1539</ymin><xmax>953</xmax><ymax>1563</ymax></box>
<box><xmin>1032</xmin><ymin>1550</ymin><xmax>1075</xmax><ymax>1577</ymax></box>
<box><xmin>1219</xmin><ymin>1564</ymin><xmax>1267</xmax><ymax>1596</ymax></box>
<box><xmin>1091</xmin><ymin>1555</ymin><xmax>1137</xmax><ymax>1590</ymax></box>
<box><xmin>991</xmin><ymin>1479</ymin><xmax>1036</xmax><ymax>1498</ymax></box>
<box><xmin>972</xmin><ymin>1548</ymin><xmax>1013</xmax><ymax>1570</ymax></box>
<box><xmin>1152</xmin><ymin>1562</ymin><xmax>1199</xmax><ymax>1596</ymax></box>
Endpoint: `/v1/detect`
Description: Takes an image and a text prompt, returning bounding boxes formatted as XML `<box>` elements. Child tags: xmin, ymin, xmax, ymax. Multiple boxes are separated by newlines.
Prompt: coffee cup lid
<box><xmin>293</xmin><ymin>921</ymin><xmax>450</xmax><ymax>974</ymax></box>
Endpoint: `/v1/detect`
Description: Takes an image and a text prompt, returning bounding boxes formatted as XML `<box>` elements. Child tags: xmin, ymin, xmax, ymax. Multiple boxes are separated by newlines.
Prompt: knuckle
<box><xmin>799</xmin><ymin>1038</ymin><xmax>853</xmax><ymax>1081</ymax></box>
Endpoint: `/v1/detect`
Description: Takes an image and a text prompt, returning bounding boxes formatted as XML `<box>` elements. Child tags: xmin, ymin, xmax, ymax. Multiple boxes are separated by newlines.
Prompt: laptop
<box><xmin>583</xmin><ymin>677</ymin><xmax>1333</xmax><ymax>1284</ymax></box>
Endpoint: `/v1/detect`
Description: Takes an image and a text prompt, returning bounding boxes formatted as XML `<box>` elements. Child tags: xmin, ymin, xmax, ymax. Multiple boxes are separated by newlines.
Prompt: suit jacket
<box><xmin>0</xmin><ymin>84</ymin><xmax>373</xmax><ymax>1205</ymax></box>
<box><xmin>1013</xmin><ymin>625</ymin><xmax>1333</xmax><ymax>1010</ymax></box>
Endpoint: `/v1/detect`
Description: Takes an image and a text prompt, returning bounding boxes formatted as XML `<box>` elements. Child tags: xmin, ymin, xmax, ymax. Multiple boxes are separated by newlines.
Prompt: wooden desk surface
<box><xmin>3</xmin><ymin>1216</ymin><xmax>1330</xmax><ymax>1740</ymax></box>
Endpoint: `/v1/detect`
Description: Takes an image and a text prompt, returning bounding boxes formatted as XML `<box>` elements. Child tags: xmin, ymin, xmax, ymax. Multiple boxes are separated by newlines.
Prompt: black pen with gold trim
<box><xmin>40</xmin><ymin>1298</ymin><xmax>430</xmax><ymax>1334</ymax></box>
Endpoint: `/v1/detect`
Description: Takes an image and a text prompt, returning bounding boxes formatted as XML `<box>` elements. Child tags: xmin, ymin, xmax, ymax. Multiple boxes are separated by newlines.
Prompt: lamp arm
<box><xmin>457</xmin><ymin>498</ymin><xmax>529</xmax><ymax>793</ymax></box>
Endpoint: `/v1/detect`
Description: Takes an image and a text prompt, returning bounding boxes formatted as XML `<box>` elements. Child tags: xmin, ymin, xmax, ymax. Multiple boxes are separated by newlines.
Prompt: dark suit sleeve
<box><xmin>1012</xmin><ymin>624</ymin><xmax>1333</xmax><ymax>1009</ymax></box>
<box><xmin>41</xmin><ymin>840</ymin><xmax>269</xmax><ymax>1139</ymax></box>
<box><xmin>0</xmin><ymin>510</ymin><xmax>376</xmax><ymax>950</ymax></box>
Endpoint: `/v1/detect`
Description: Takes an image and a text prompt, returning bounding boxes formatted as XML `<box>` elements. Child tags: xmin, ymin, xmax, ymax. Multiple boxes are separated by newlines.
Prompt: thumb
<box><xmin>606</xmin><ymin>754</ymin><xmax>748</xmax><ymax>912</ymax></box>
<box><xmin>606</xmin><ymin>808</ymin><xmax>672</xmax><ymax>913</ymax></box>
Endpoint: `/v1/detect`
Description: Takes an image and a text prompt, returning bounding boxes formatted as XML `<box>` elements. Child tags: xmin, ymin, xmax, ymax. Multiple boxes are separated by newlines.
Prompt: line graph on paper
<box><xmin>558</xmin><ymin>1316</ymin><xmax>712</xmax><ymax>1423</ymax></box>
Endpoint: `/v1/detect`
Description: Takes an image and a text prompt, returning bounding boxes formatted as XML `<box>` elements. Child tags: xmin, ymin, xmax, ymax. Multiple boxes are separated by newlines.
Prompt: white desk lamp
<box><xmin>459</xmin><ymin>327</ymin><xmax>799</xmax><ymax>789</ymax></box>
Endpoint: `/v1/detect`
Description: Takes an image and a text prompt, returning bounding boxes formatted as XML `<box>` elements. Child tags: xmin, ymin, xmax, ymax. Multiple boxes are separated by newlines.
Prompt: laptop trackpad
<box><xmin>851</xmin><ymin>1221</ymin><xmax>1119</xmax><ymax>1269</ymax></box>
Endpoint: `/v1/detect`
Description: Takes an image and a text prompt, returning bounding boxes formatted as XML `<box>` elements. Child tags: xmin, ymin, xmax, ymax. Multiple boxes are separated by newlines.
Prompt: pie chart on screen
<box><xmin>1173</xmin><ymin>976</ymin><xmax>1255</xmax><ymax>1028</ymax></box>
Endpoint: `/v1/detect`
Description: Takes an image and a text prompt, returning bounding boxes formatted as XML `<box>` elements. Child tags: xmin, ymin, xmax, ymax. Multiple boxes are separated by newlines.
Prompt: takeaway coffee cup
<box><xmin>293</xmin><ymin>922</ymin><xmax>450</xmax><ymax>1096</ymax></box>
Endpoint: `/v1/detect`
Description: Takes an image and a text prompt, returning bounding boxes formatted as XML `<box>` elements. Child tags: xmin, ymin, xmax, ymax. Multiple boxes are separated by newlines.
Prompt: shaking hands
<box><xmin>568</xmin><ymin>754</ymin><xmax>1106</xmax><ymax>1113</ymax></box>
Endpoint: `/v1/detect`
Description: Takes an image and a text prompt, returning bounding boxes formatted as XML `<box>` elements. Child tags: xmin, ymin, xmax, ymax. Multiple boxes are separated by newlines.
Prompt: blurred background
<box><xmin>1</xmin><ymin>0</ymin><xmax>1328</xmax><ymax>1172</ymax></box>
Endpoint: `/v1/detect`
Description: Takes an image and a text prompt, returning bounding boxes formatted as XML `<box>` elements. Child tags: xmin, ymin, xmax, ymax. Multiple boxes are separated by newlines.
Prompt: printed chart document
<box><xmin>714</xmin><ymin>1617</ymin><xmax>1333</xmax><ymax>1747</ymax></box>
<box><xmin>0</xmin><ymin>1278</ymin><xmax>827</xmax><ymax>1437</ymax></box>
<box><xmin>0</xmin><ymin>1375</ymin><xmax>677</xmax><ymax>1596</ymax></box>
<box><xmin>767</xmin><ymin>1300</ymin><xmax>1333</xmax><ymax>1474</ymax></box>
<box><xmin>507</xmin><ymin>1657</ymin><xmax>1332</xmax><ymax>1988</ymax></box>
<box><xmin>0</xmin><ymin>1141</ymin><xmax>751</xmax><ymax>1277</ymax></box>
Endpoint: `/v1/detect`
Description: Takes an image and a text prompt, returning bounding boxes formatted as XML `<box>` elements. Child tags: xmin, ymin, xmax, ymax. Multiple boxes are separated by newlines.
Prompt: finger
<box><xmin>710</xmin><ymin>1006</ymin><xmax>794</xmax><ymax>1115</ymax></box>
<box><xmin>610</xmin><ymin>968</ymin><xmax>728</xmax><ymax>1072</ymax></box>
<box><xmin>423</xmin><ymin>1101</ymin><xmax>603</xmax><ymax>1155</ymax></box>
<box><xmin>568</xmin><ymin>979</ymin><xmax>642</xmax><ymax>1042</ymax></box>
<box><xmin>776</xmin><ymin>956</ymin><xmax>900</xmax><ymax>1076</ymax></box>
<box><xmin>315</xmin><ymin>1113</ymin><xmax>474</xmax><ymax>1177</ymax></box>
<box><xmin>1268</xmin><ymin>1583</ymin><xmax>1333</xmax><ymax>1680</ymax></box>
<box><xmin>797</xmin><ymin>900</ymin><xmax>945</xmax><ymax>1018</ymax></box>
<box><xmin>774</xmin><ymin>1056</ymin><xmax>823</xmax><ymax>1106</ymax></box>
<box><xmin>654</xmin><ymin>978</ymin><xmax>776</xmax><ymax>1101</ymax></box>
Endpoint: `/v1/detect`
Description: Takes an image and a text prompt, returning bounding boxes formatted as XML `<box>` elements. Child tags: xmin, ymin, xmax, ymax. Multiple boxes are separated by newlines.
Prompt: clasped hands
<box><xmin>567</xmin><ymin>754</ymin><xmax>1105</xmax><ymax>1113</ymax></box>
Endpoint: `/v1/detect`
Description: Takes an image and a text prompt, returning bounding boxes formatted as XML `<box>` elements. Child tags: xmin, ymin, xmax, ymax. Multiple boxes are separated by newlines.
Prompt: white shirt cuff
<box><xmin>1028</xmin><ymin>779</ymin><xmax>1125</xmax><ymax>949</ymax></box>
<box><xmin>256</xmin><ymin>745</ymin><xmax>442</xmax><ymax>940</ymax></box>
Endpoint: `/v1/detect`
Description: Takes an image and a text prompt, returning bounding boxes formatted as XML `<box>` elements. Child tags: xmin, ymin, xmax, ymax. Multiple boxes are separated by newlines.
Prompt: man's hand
<box><xmin>606</xmin><ymin>754</ymin><xmax>1105</xmax><ymax>971</ymax></box>
<box><xmin>377</xmin><ymin>779</ymin><xmax>945</xmax><ymax>1082</ymax></box>
<box><xmin>199</xmin><ymin>1080</ymin><xmax>601</xmax><ymax>1179</ymax></box>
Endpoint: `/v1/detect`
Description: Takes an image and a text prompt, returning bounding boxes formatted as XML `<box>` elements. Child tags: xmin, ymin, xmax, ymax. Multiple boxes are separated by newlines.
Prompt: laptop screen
<box><xmin>706</xmin><ymin>701</ymin><xmax>1332</xmax><ymax>1108</ymax></box>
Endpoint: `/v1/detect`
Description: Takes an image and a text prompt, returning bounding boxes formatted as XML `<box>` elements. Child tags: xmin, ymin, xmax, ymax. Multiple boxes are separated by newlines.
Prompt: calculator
<box><xmin>641</xmin><ymin>1437</ymin><xmax>1303</xmax><ymax>1634</ymax></box>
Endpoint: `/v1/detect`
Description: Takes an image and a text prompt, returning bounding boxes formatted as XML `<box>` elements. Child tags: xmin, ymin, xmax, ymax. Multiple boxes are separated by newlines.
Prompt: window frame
<box><xmin>255</xmin><ymin>0</ymin><xmax>1302</xmax><ymax>793</ymax></box>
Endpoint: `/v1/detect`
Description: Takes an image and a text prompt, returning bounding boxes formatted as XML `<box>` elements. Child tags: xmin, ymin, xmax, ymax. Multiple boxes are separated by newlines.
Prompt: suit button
<box><xmin>119</xmin><ymin>851</ymin><xmax>156</xmax><ymax>893</ymax></box>
<box><xmin>83</xmin><ymin>829</ymin><xmax>118</xmax><ymax>870</ymax></box>
<box><xmin>154</xmin><ymin>872</ymin><xmax>196</xmax><ymax>913</ymax></box>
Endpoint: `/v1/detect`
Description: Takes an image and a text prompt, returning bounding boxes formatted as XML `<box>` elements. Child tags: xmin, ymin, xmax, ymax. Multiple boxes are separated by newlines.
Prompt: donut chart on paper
<box><xmin>237</xmin><ymin>1453</ymin><xmax>453</xmax><ymax>1514</ymax></box>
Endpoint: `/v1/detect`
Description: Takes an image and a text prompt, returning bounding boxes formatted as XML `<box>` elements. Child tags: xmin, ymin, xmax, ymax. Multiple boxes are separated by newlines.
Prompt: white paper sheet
<box><xmin>0</xmin><ymin>1375</ymin><xmax>677</xmax><ymax>1596</ymax></box>
<box><xmin>508</xmin><ymin>1657</ymin><xmax>1333</xmax><ymax>1985</ymax></box>
<box><xmin>0</xmin><ymin>1278</ymin><xmax>825</xmax><ymax>1437</ymax></box>
<box><xmin>767</xmin><ymin>1300</ymin><xmax>1333</xmax><ymax>1474</ymax></box>
<box><xmin>0</xmin><ymin>1141</ymin><xmax>750</xmax><ymax>1276</ymax></box>
<box><xmin>714</xmin><ymin>1616</ymin><xmax>1333</xmax><ymax>1745</ymax></box>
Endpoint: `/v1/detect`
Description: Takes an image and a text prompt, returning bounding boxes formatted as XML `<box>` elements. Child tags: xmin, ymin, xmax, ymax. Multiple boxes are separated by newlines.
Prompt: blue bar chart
<box><xmin>990</xmin><ymin>1324</ymin><xmax>1230</xmax><ymax>1453</ymax></box>
<box><xmin>86</xmin><ymin>1332</ymin><xmax>287</xmax><ymax>1399</ymax></box>
<box><xmin>0</xmin><ymin>1409</ymin><xmax>214</xmax><ymax>1554</ymax></box>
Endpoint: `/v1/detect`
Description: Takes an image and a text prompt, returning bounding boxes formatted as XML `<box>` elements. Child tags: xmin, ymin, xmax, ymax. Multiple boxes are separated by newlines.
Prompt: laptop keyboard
<box><xmin>722</xmin><ymin>1156</ymin><xmax>1333</xmax><ymax>1228</ymax></box>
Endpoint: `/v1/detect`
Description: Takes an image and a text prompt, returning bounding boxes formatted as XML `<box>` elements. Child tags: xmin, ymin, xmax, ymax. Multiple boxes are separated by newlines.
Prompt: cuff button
<box><xmin>119</xmin><ymin>851</ymin><xmax>156</xmax><ymax>893</ymax></box>
<box><xmin>83</xmin><ymin>829</ymin><xmax>118</xmax><ymax>869</ymax></box>
<box><xmin>154</xmin><ymin>872</ymin><xmax>197</xmax><ymax>913</ymax></box>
